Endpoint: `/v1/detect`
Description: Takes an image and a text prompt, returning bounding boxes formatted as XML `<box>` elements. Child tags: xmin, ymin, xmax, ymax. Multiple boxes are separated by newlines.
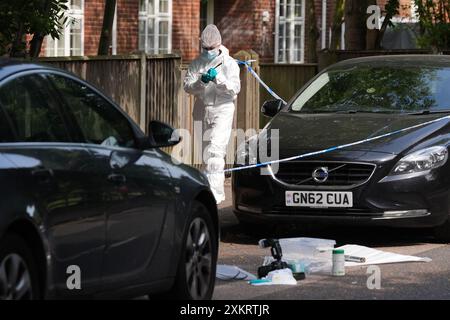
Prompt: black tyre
<box><xmin>0</xmin><ymin>233</ymin><xmax>40</xmax><ymax>300</ymax></box>
<box><xmin>434</xmin><ymin>217</ymin><xmax>450</xmax><ymax>243</ymax></box>
<box><xmin>165</xmin><ymin>201</ymin><xmax>218</xmax><ymax>300</ymax></box>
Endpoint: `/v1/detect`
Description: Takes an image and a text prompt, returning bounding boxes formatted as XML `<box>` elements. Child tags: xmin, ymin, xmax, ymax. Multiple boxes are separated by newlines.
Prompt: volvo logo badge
<box><xmin>312</xmin><ymin>167</ymin><xmax>329</xmax><ymax>183</ymax></box>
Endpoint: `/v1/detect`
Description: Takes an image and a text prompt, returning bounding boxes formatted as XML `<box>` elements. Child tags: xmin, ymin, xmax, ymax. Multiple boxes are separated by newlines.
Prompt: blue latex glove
<box><xmin>207</xmin><ymin>68</ymin><xmax>218</xmax><ymax>80</ymax></box>
<box><xmin>201</xmin><ymin>68</ymin><xmax>218</xmax><ymax>83</ymax></box>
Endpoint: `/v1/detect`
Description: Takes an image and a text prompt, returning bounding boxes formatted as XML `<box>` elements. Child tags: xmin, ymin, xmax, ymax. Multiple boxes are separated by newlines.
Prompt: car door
<box><xmin>0</xmin><ymin>72</ymin><xmax>106</xmax><ymax>294</ymax></box>
<box><xmin>46</xmin><ymin>73</ymin><xmax>174</xmax><ymax>289</ymax></box>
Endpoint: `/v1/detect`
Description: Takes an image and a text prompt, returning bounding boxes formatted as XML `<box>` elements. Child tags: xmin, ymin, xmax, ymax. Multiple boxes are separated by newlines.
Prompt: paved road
<box><xmin>213</xmin><ymin>180</ymin><xmax>450</xmax><ymax>300</ymax></box>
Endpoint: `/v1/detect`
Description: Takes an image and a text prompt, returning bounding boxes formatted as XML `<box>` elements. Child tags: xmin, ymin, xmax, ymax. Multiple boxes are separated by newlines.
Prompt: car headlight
<box><xmin>390</xmin><ymin>146</ymin><xmax>448</xmax><ymax>176</ymax></box>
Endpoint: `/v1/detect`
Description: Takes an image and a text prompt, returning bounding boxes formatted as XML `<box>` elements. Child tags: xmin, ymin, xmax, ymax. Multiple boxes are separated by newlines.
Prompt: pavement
<box><xmin>213</xmin><ymin>179</ymin><xmax>450</xmax><ymax>300</ymax></box>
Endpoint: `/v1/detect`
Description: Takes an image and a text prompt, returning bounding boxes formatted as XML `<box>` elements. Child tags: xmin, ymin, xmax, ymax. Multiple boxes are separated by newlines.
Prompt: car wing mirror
<box><xmin>261</xmin><ymin>99</ymin><xmax>284</xmax><ymax>118</ymax></box>
<box><xmin>147</xmin><ymin>120</ymin><xmax>182</xmax><ymax>148</ymax></box>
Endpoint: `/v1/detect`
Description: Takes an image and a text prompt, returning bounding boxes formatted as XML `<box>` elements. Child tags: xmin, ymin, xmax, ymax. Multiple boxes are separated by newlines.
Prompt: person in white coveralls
<box><xmin>184</xmin><ymin>24</ymin><xmax>241</xmax><ymax>204</ymax></box>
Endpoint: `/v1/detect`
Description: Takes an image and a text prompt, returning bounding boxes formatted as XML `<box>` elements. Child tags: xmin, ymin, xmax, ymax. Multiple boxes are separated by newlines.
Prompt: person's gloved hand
<box><xmin>201</xmin><ymin>68</ymin><xmax>218</xmax><ymax>83</ymax></box>
<box><xmin>207</xmin><ymin>68</ymin><xmax>218</xmax><ymax>80</ymax></box>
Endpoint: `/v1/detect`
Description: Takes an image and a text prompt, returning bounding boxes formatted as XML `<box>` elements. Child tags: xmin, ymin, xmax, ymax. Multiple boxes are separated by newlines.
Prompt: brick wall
<box><xmin>85</xmin><ymin>0</ymin><xmax>139</xmax><ymax>55</ymax></box>
<box><xmin>172</xmin><ymin>0</ymin><xmax>200</xmax><ymax>62</ymax></box>
<box><xmin>42</xmin><ymin>0</ymin><xmax>415</xmax><ymax>62</ymax></box>
<box><xmin>84</xmin><ymin>0</ymin><xmax>105</xmax><ymax>55</ymax></box>
<box><xmin>40</xmin><ymin>0</ymin><xmax>342</xmax><ymax>63</ymax></box>
<box><xmin>213</xmin><ymin>0</ymin><xmax>335</xmax><ymax>63</ymax></box>
<box><xmin>251</xmin><ymin>0</ymin><xmax>276</xmax><ymax>63</ymax></box>
<box><xmin>214</xmin><ymin>0</ymin><xmax>275</xmax><ymax>63</ymax></box>
<box><xmin>116</xmin><ymin>0</ymin><xmax>139</xmax><ymax>54</ymax></box>
<box><xmin>45</xmin><ymin>0</ymin><xmax>139</xmax><ymax>56</ymax></box>
<box><xmin>84</xmin><ymin>0</ymin><xmax>139</xmax><ymax>56</ymax></box>
<box><xmin>377</xmin><ymin>0</ymin><xmax>413</xmax><ymax>16</ymax></box>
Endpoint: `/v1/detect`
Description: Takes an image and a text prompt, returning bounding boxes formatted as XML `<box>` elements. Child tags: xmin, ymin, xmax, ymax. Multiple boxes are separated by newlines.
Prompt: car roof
<box><xmin>329</xmin><ymin>54</ymin><xmax>450</xmax><ymax>70</ymax></box>
<box><xmin>0</xmin><ymin>58</ymin><xmax>68</xmax><ymax>81</ymax></box>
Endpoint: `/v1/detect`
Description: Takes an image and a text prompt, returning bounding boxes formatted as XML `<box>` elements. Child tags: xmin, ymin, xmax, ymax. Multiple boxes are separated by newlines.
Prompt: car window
<box><xmin>0</xmin><ymin>107</ymin><xmax>15</xmax><ymax>143</ymax></box>
<box><xmin>291</xmin><ymin>66</ymin><xmax>450</xmax><ymax>114</ymax></box>
<box><xmin>0</xmin><ymin>74</ymin><xmax>71</xmax><ymax>142</ymax></box>
<box><xmin>48</xmin><ymin>74</ymin><xmax>136</xmax><ymax>148</ymax></box>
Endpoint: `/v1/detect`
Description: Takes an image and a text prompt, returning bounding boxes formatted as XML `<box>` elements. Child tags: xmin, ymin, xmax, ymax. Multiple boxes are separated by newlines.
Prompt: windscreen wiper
<box><xmin>408</xmin><ymin>109</ymin><xmax>450</xmax><ymax>115</ymax></box>
<box><xmin>335</xmin><ymin>109</ymin><xmax>358</xmax><ymax>114</ymax></box>
<box><xmin>335</xmin><ymin>110</ymin><xmax>395</xmax><ymax>114</ymax></box>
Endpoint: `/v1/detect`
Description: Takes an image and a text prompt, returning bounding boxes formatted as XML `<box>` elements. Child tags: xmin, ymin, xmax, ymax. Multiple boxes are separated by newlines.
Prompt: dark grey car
<box><xmin>0</xmin><ymin>60</ymin><xmax>218</xmax><ymax>300</ymax></box>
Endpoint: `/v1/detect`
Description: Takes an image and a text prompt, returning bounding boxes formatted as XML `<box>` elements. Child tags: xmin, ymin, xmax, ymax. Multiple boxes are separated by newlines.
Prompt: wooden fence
<box><xmin>38</xmin><ymin>52</ymin><xmax>261</xmax><ymax>169</ymax></box>
<box><xmin>39</xmin><ymin>54</ymin><xmax>181</xmax><ymax>132</ymax></box>
<box><xmin>145</xmin><ymin>55</ymin><xmax>181</xmax><ymax>130</ymax></box>
<box><xmin>259</xmin><ymin>63</ymin><xmax>318</xmax><ymax>126</ymax></box>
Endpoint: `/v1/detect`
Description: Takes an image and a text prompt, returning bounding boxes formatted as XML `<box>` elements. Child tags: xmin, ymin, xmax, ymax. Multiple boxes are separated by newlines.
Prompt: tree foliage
<box><xmin>0</xmin><ymin>0</ymin><xmax>68</xmax><ymax>58</ymax></box>
<box><xmin>414</xmin><ymin>0</ymin><xmax>450</xmax><ymax>51</ymax></box>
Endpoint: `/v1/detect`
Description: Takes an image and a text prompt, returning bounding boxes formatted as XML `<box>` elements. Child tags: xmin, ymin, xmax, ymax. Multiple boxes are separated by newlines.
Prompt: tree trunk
<box><xmin>329</xmin><ymin>0</ymin><xmax>345</xmax><ymax>50</ymax></box>
<box><xmin>366</xmin><ymin>0</ymin><xmax>378</xmax><ymax>50</ymax></box>
<box><xmin>373</xmin><ymin>13</ymin><xmax>391</xmax><ymax>49</ymax></box>
<box><xmin>344</xmin><ymin>0</ymin><xmax>368</xmax><ymax>50</ymax></box>
<box><xmin>306</xmin><ymin>0</ymin><xmax>319</xmax><ymax>62</ymax></box>
<box><xmin>29</xmin><ymin>0</ymin><xmax>52</xmax><ymax>58</ymax></box>
<box><xmin>29</xmin><ymin>33</ymin><xmax>44</xmax><ymax>58</ymax></box>
<box><xmin>98</xmin><ymin>0</ymin><xmax>117</xmax><ymax>55</ymax></box>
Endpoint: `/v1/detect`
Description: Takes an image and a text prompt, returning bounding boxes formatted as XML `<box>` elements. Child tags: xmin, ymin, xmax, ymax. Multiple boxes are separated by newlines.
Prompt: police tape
<box><xmin>222</xmin><ymin>115</ymin><xmax>450</xmax><ymax>173</ymax></box>
<box><xmin>235</xmin><ymin>59</ymin><xmax>287</xmax><ymax>104</ymax></box>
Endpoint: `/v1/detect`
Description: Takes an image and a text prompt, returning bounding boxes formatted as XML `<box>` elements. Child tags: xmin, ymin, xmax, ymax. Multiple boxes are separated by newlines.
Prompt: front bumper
<box><xmin>232</xmin><ymin>160</ymin><xmax>450</xmax><ymax>228</ymax></box>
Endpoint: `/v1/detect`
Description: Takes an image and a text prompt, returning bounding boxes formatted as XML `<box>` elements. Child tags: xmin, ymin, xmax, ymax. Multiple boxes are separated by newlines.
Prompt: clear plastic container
<box><xmin>279</xmin><ymin>237</ymin><xmax>336</xmax><ymax>274</ymax></box>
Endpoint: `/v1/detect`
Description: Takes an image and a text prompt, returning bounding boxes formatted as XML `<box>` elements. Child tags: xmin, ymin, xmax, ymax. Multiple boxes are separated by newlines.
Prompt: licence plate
<box><xmin>285</xmin><ymin>191</ymin><xmax>353</xmax><ymax>208</ymax></box>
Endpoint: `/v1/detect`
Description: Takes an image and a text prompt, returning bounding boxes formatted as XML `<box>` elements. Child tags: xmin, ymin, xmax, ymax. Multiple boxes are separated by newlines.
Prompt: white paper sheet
<box><xmin>337</xmin><ymin>244</ymin><xmax>432</xmax><ymax>267</ymax></box>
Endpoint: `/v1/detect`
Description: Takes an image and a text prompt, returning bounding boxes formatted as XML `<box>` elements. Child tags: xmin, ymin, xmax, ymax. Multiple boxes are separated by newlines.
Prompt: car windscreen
<box><xmin>290</xmin><ymin>66</ymin><xmax>450</xmax><ymax>114</ymax></box>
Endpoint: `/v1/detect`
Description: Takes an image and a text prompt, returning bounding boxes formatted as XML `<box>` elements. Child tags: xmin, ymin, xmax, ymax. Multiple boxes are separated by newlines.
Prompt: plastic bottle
<box><xmin>332</xmin><ymin>249</ymin><xmax>345</xmax><ymax>276</ymax></box>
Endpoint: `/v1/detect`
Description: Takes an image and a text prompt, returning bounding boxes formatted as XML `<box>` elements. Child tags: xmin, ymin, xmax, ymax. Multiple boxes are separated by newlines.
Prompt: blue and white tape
<box><xmin>226</xmin><ymin>59</ymin><xmax>450</xmax><ymax>174</ymax></box>
<box><xmin>223</xmin><ymin>115</ymin><xmax>450</xmax><ymax>173</ymax></box>
<box><xmin>236</xmin><ymin>59</ymin><xmax>287</xmax><ymax>104</ymax></box>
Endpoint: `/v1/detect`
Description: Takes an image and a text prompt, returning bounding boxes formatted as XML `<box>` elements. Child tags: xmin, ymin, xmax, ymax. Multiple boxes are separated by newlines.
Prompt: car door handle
<box><xmin>108</xmin><ymin>173</ymin><xmax>126</xmax><ymax>184</ymax></box>
<box><xmin>31</xmin><ymin>168</ymin><xmax>54</xmax><ymax>183</ymax></box>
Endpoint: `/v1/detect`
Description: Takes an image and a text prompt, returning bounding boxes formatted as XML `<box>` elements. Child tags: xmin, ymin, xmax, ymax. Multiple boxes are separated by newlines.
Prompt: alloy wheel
<box><xmin>185</xmin><ymin>217</ymin><xmax>213</xmax><ymax>300</ymax></box>
<box><xmin>0</xmin><ymin>253</ymin><xmax>33</xmax><ymax>300</ymax></box>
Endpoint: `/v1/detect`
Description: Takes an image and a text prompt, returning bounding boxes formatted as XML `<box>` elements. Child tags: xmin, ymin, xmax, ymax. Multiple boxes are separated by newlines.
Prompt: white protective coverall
<box><xmin>184</xmin><ymin>45</ymin><xmax>241</xmax><ymax>204</ymax></box>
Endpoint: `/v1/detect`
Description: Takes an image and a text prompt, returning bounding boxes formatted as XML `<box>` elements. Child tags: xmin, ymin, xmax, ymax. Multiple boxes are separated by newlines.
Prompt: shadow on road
<box><xmin>219</xmin><ymin>206</ymin><xmax>441</xmax><ymax>248</ymax></box>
